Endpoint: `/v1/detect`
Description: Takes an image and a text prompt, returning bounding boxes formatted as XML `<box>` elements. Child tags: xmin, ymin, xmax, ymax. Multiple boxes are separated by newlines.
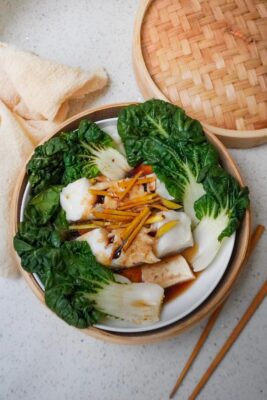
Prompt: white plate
<box><xmin>21</xmin><ymin>118</ymin><xmax>235</xmax><ymax>334</ymax></box>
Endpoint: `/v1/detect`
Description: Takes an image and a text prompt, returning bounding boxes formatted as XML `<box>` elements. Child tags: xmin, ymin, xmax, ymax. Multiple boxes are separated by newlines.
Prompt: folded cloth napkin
<box><xmin>0</xmin><ymin>43</ymin><xmax>108</xmax><ymax>278</ymax></box>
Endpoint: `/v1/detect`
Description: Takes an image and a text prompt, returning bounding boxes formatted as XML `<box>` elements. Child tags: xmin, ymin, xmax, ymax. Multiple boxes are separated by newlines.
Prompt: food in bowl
<box><xmin>13</xmin><ymin>100</ymin><xmax>249</xmax><ymax>329</ymax></box>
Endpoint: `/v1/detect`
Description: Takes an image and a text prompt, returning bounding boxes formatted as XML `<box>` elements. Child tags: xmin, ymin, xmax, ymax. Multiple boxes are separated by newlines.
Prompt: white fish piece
<box><xmin>103</xmin><ymin>196</ymin><xmax>119</xmax><ymax>210</ymax></box>
<box><xmin>153</xmin><ymin>211</ymin><xmax>193</xmax><ymax>258</ymax></box>
<box><xmin>128</xmin><ymin>183</ymin><xmax>145</xmax><ymax>200</ymax></box>
<box><xmin>142</xmin><ymin>173</ymin><xmax>156</xmax><ymax>192</ymax></box>
<box><xmin>141</xmin><ymin>254</ymin><xmax>195</xmax><ymax>288</ymax></box>
<box><xmin>155</xmin><ymin>178</ymin><xmax>174</xmax><ymax>200</ymax></box>
<box><xmin>77</xmin><ymin>229</ymin><xmax>113</xmax><ymax>266</ymax></box>
<box><xmin>91</xmin><ymin>180</ymin><xmax>110</xmax><ymax>190</ymax></box>
<box><xmin>60</xmin><ymin>178</ymin><xmax>96</xmax><ymax>221</ymax></box>
<box><xmin>77</xmin><ymin>227</ymin><xmax>159</xmax><ymax>268</ymax></box>
<box><xmin>111</xmin><ymin>227</ymin><xmax>160</xmax><ymax>268</ymax></box>
<box><xmin>90</xmin><ymin>180</ymin><xmax>120</xmax><ymax>209</ymax></box>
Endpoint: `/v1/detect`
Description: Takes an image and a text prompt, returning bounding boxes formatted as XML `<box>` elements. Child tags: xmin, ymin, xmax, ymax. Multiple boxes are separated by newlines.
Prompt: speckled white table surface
<box><xmin>0</xmin><ymin>1</ymin><xmax>266</xmax><ymax>400</ymax></box>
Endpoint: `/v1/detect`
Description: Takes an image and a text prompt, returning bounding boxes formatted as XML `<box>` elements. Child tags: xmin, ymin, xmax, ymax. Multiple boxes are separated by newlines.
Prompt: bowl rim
<box><xmin>11</xmin><ymin>102</ymin><xmax>251</xmax><ymax>345</ymax></box>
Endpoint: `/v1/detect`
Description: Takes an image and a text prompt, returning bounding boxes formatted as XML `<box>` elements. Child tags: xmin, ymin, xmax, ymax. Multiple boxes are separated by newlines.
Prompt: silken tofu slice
<box><xmin>141</xmin><ymin>254</ymin><xmax>195</xmax><ymax>288</ymax></box>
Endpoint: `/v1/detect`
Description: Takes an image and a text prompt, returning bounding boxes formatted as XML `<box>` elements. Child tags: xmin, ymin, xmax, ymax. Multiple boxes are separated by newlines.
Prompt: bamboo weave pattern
<box><xmin>141</xmin><ymin>0</ymin><xmax>267</xmax><ymax>130</ymax></box>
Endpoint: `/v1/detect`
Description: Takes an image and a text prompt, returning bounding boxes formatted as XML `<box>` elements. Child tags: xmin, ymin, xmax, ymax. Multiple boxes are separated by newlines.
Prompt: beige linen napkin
<box><xmin>0</xmin><ymin>43</ymin><xmax>108</xmax><ymax>278</ymax></box>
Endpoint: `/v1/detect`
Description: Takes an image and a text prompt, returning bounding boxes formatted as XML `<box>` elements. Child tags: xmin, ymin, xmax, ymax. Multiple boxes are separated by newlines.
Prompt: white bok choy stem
<box><xmin>183</xmin><ymin>166</ymin><xmax>206</xmax><ymax>227</ymax></box>
<box><xmin>191</xmin><ymin>213</ymin><xmax>229</xmax><ymax>272</ymax></box>
<box><xmin>82</xmin><ymin>142</ymin><xmax>131</xmax><ymax>180</ymax></box>
<box><xmin>87</xmin><ymin>281</ymin><xmax>164</xmax><ymax>324</ymax></box>
<box><xmin>191</xmin><ymin>167</ymin><xmax>249</xmax><ymax>272</ymax></box>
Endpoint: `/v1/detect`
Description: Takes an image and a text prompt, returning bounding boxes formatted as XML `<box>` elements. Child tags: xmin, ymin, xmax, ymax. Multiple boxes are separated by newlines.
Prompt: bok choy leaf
<box><xmin>27</xmin><ymin>119</ymin><xmax>118</xmax><ymax>194</ymax></box>
<box><xmin>191</xmin><ymin>167</ymin><xmax>249</xmax><ymax>271</ymax></box>
<box><xmin>45</xmin><ymin>241</ymin><xmax>164</xmax><ymax>328</ymax></box>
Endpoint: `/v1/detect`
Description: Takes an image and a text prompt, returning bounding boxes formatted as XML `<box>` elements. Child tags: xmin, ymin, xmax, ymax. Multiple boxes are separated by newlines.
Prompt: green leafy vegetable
<box><xmin>45</xmin><ymin>241</ymin><xmax>163</xmax><ymax>328</ymax></box>
<box><xmin>24</xmin><ymin>186</ymin><xmax>63</xmax><ymax>225</ymax></box>
<box><xmin>118</xmin><ymin>99</ymin><xmax>249</xmax><ymax>268</ymax></box>
<box><xmin>15</xmin><ymin>193</ymin><xmax>163</xmax><ymax>328</ymax></box>
<box><xmin>26</xmin><ymin>137</ymin><xmax>67</xmax><ymax>195</ymax></box>
<box><xmin>13</xmin><ymin>221</ymin><xmax>63</xmax><ymax>283</ymax></box>
<box><xmin>14</xmin><ymin>185</ymin><xmax>69</xmax><ymax>281</ymax></box>
<box><xmin>191</xmin><ymin>167</ymin><xmax>249</xmax><ymax>271</ymax></box>
<box><xmin>27</xmin><ymin>120</ymin><xmax>114</xmax><ymax>194</ymax></box>
<box><xmin>13</xmin><ymin>100</ymin><xmax>249</xmax><ymax>331</ymax></box>
<box><xmin>62</xmin><ymin>119</ymin><xmax>114</xmax><ymax>183</ymax></box>
<box><xmin>117</xmin><ymin>99</ymin><xmax>204</xmax><ymax>166</ymax></box>
<box><xmin>118</xmin><ymin>100</ymin><xmax>219</xmax><ymax>224</ymax></box>
<box><xmin>142</xmin><ymin>137</ymin><xmax>218</xmax><ymax>224</ymax></box>
<box><xmin>44</xmin><ymin>241</ymin><xmax>113</xmax><ymax>327</ymax></box>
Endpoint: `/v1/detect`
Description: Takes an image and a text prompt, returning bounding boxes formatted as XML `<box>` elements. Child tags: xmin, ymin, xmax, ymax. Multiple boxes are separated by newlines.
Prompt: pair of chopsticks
<box><xmin>170</xmin><ymin>225</ymin><xmax>266</xmax><ymax>399</ymax></box>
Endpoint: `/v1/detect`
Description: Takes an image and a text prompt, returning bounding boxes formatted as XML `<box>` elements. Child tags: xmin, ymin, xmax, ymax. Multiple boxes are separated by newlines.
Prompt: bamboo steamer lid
<box><xmin>133</xmin><ymin>0</ymin><xmax>267</xmax><ymax>148</ymax></box>
<box><xmin>11</xmin><ymin>103</ymin><xmax>251</xmax><ymax>344</ymax></box>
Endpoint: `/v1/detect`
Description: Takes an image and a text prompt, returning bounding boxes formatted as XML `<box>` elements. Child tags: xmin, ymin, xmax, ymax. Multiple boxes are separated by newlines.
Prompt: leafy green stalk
<box><xmin>191</xmin><ymin>168</ymin><xmax>249</xmax><ymax>271</ymax></box>
<box><xmin>14</xmin><ymin>185</ymin><xmax>69</xmax><ymax>282</ymax></box>
<box><xmin>27</xmin><ymin>120</ymin><xmax>114</xmax><ymax>194</ymax></box>
<box><xmin>118</xmin><ymin>100</ymin><xmax>249</xmax><ymax>270</ymax></box>
<box><xmin>14</xmin><ymin>189</ymin><xmax>163</xmax><ymax>328</ymax></box>
<box><xmin>45</xmin><ymin>241</ymin><xmax>164</xmax><ymax>328</ymax></box>
<box><xmin>118</xmin><ymin>101</ymin><xmax>218</xmax><ymax>224</ymax></box>
<box><xmin>117</xmin><ymin>99</ymin><xmax>205</xmax><ymax>166</ymax></box>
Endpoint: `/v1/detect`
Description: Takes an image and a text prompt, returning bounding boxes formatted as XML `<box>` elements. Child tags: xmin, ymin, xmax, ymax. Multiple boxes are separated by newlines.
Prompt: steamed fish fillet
<box><xmin>76</xmin><ymin>228</ymin><xmax>114</xmax><ymax>266</ymax></box>
<box><xmin>111</xmin><ymin>227</ymin><xmax>159</xmax><ymax>268</ymax></box>
<box><xmin>60</xmin><ymin>178</ymin><xmax>96</xmax><ymax>221</ymax></box>
<box><xmin>77</xmin><ymin>227</ymin><xmax>159</xmax><ymax>268</ymax></box>
<box><xmin>93</xmin><ymin>180</ymin><xmax>120</xmax><ymax>209</ymax></box>
<box><xmin>59</xmin><ymin>177</ymin><xmax>121</xmax><ymax>220</ymax></box>
<box><xmin>143</xmin><ymin>173</ymin><xmax>173</xmax><ymax>199</ymax></box>
<box><xmin>153</xmin><ymin>211</ymin><xmax>194</xmax><ymax>258</ymax></box>
<box><xmin>128</xmin><ymin>183</ymin><xmax>145</xmax><ymax>199</ymax></box>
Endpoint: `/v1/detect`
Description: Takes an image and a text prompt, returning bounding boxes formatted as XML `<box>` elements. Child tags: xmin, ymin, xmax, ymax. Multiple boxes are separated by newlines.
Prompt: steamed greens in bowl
<box><xmin>14</xmin><ymin>100</ymin><xmax>249</xmax><ymax>329</ymax></box>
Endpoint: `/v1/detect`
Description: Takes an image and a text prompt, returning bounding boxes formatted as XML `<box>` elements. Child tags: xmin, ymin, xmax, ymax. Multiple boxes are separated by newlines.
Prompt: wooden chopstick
<box><xmin>169</xmin><ymin>303</ymin><xmax>224</xmax><ymax>399</ymax></box>
<box><xmin>169</xmin><ymin>224</ymin><xmax>265</xmax><ymax>399</ymax></box>
<box><xmin>189</xmin><ymin>278</ymin><xmax>267</xmax><ymax>400</ymax></box>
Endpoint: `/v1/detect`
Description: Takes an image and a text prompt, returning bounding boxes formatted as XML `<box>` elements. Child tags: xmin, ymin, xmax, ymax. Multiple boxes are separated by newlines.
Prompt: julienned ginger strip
<box><xmin>92</xmin><ymin>211</ymin><xmax>133</xmax><ymax>222</ymax></box>
<box><xmin>120</xmin><ymin>193</ymin><xmax>158</xmax><ymax>206</ymax></box>
<box><xmin>118</xmin><ymin>198</ymin><xmax>159</xmax><ymax>211</ymax></box>
<box><xmin>123</xmin><ymin>209</ymin><xmax>152</xmax><ymax>252</ymax></box>
<box><xmin>89</xmin><ymin>189</ymin><xmax>118</xmax><ymax>198</ymax></box>
<box><xmin>119</xmin><ymin>171</ymin><xmax>142</xmax><ymax>200</ymax></box>
<box><xmin>118</xmin><ymin>176</ymin><xmax>155</xmax><ymax>188</ymax></box>
<box><xmin>101</xmin><ymin>209</ymin><xmax>138</xmax><ymax>217</ymax></box>
<box><xmin>121</xmin><ymin>207</ymin><xmax>151</xmax><ymax>241</ymax></box>
<box><xmin>156</xmin><ymin>220</ymin><xmax>179</xmax><ymax>238</ymax></box>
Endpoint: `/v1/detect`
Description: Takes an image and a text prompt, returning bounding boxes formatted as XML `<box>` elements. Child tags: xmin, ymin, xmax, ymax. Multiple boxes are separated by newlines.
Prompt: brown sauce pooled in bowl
<box><xmin>182</xmin><ymin>242</ymin><xmax>199</xmax><ymax>264</ymax></box>
<box><xmin>163</xmin><ymin>243</ymin><xmax>200</xmax><ymax>303</ymax></box>
<box><xmin>164</xmin><ymin>272</ymin><xmax>201</xmax><ymax>303</ymax></box>
<box><xmin>163</xmin><ymin>242</ymin><xmax>201</xmax><ymax>303</ymax></box>
<box><xmin>119</xmin><ymin>243</ymin><xmax>201</xmax><ymax>304</ymax></box>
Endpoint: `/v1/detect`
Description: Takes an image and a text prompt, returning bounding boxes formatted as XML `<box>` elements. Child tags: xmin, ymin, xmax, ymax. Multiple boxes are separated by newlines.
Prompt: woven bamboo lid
<box><xmin>133</xmin><ymin>0</ymin><xmax>267</xmax><ymax>147</ymax></box>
